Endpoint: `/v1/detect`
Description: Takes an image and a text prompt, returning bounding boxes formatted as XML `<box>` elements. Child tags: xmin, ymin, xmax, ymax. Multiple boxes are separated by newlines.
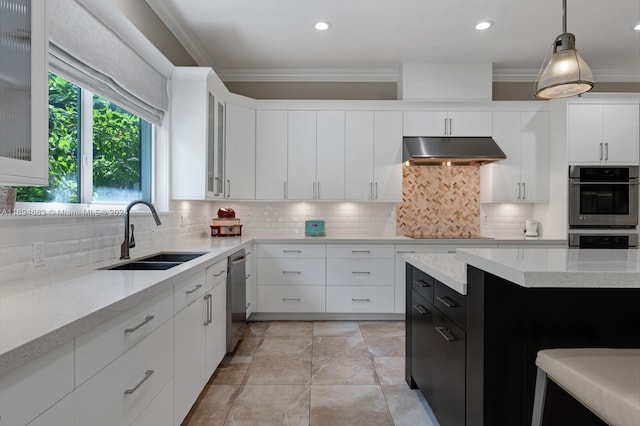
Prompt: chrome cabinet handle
<box><xmin>282</xmin><ymin>270</ymin><xmax>302</xmax><ymax>275</ymax></box>
<box><xmin>374</xmin><ymin>182</ymin><xmax>378</xmax><ymax>199</ymax></box>
<box><xmin>282</xmin><ymin>250</ymin><xmax>302</xmax><ymax>253</ymax></box>
<box><xmin>352</xmin><ymin>250</ymin><xmax>371</xmax><ymax>254</ymax></box>
<box><xmin>282</xmin><ymin>298</ymin><xmax>301</xmax><ymax>302</ymax></box>
<box><xmin>447</xmin><ymin>250</ymin><xmax>456</xmax><ymax>254</ymax></box>
<box><xmin>204</xmin><ymin>294</ymin><xmax>211</xmax><ymax>326</ymax></box>
<box><xmin>522</xmin><ymin>182</ymin><xmax>526</xmax><ymax>199</ymax></box>
<box><xmin>352</xmin><ymin>298</ymin><xmax>371</xmax><ymax>302</ymax></box>
<box><xmin>449</xmin><ymin>118</ymin><xmax>452</xmax><ymax>135</ymax></box>
<box><xmin>600</xmin><ymin>142</ymin><xmax>603</xmax><ymax>161</ymax></box>
<box><xmin>124</xmin><ymin>370</ymin><xmax>154</xmax><ymax>395</ymax></box>
<box><xmin>124</xmin><ymin>315</ymin><xmax>154</xmax><ymax>334</ymax></box>
<box><xmin>245</xmin><ymin>273</ymin><xmax>251</xmax><ymax>279</ymax></box>
<box><xmin>435</xmin><ymin>326</ymin><xmax>457</xmax><ymax>342</ymax></box>
<box><xmin>604</xmin><ymin>142</ymin><xmax>609</xmax><ymax>160</ymax></box>
<box><xmin>413</xmin><ymin>279</ymin><xmax>430</xmax><ymax>288</ymax></box>
<box><xmin>213</xmin><ymin>270</ymin><xmax>225</xmax><ymax>277</ymax></box>
<box><xmin>444</xmin><ymin>118</ymin><xmax>447</xmax><ymax>135</ymax></box>
<box><xmin>397</xmin><ymin>250</ymin><xmax>415</xmax><ymax>254</ymax></box>
<box><xmin>436</xmin><ymin>295</ymin><xmax>457</xmax><ymax>308</ymax></box>
<box><xmin>246</xmin><ymin>302</ymin><xmax>251</xmax><ymax>309</ymax></box>
<box><xmin>226</xmin><ymin>179</ymin><xmax>231</xmax><ymax>197</ymax></box>
<box><xmin>352</xmin><ymin>271</ymin><xmax>371</xmax><ymax>274</ymax></box>
<box><xmin>413</xmin><ymin>304</ymin><xmax>429</xmax><ymax>315</ymax></box>
<box><xmin>186</xmin><ymin>284</ymin><xmax>202</xmax><ymax>294</ymax></box>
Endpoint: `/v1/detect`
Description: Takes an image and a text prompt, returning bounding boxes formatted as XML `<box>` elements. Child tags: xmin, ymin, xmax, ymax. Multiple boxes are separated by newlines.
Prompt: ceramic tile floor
<box><xmin>182</xmin><ymin>320</ymin><xmax>439</xmax><ymax>426</ymax></box>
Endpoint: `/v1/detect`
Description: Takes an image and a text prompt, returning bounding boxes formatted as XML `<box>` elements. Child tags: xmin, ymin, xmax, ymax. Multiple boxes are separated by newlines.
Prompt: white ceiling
<box><xmin>146</xmin><ymin>0</ymin><xmax>640</xmax><ymax>82</ymax></box>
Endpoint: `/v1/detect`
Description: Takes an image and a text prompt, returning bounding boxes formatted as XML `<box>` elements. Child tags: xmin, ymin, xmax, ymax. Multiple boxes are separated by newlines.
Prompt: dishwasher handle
<box><xmin>230</xmin><ymin>256</ymin><xmax>246</xmax><ymax>265</ymax></box>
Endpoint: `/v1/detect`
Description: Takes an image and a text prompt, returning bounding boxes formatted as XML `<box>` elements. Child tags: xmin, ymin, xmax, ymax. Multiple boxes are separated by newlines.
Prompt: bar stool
<box><xmin>531</xmin><ymin>348</ymin><xmax>640</xmax><ymax>426</ymax></box>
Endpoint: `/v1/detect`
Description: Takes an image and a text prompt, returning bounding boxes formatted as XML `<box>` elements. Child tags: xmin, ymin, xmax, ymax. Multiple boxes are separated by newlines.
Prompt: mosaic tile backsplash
<box><xmin>397</xmin><ymin>165</ymin><xmax>481</xmax><ymax>238</ymax></box>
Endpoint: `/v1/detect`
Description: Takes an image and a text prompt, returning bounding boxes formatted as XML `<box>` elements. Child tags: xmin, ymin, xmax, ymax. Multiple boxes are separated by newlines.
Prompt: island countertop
<box><xmin>456</xmin><ymin>247</ymin><xmax>640</xmax><ymax>288</ymax></box>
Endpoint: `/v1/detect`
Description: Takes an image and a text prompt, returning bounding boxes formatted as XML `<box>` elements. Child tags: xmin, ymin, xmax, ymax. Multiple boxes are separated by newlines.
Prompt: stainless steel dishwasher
<box><xmin>227</xmin><ymin>249</ymin><xmax>246</xmax><ymax>352</ymax></box>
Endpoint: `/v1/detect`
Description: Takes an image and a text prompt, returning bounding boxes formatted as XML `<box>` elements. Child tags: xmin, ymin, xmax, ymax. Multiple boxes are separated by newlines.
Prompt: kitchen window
<box><xmin>16</xmin><ymin>73</ymin><xmax>152</xmax><ymax>204</ymax></box>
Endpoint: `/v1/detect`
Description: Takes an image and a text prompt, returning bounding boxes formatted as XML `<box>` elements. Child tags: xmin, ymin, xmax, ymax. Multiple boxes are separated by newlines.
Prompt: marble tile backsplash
<box><xmin>480</xmin><ymin>203</ymin><xmax>535</xmax><ymax>239</ymax></box>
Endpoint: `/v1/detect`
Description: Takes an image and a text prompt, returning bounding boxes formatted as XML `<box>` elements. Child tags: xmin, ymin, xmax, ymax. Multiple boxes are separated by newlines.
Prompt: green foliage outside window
<box><xmin>17</xmin><ymin>73</ymin><xmax>145</xmax><ymax>203</ymax></box>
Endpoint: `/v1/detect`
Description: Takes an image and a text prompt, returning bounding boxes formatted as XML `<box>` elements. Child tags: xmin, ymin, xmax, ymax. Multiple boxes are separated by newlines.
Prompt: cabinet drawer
<box><xmin>75</xmin><ymin>288</ymin><xmax>173</xmax><ymax>386</ymax></box>
<box><xmin>410</xmin><ymin>266</ymin><xmax>434</xmax><ymax>303</ymax></box>
<box><xmin>0</xmin><ymin>340</ymin><xmax>74</xmax><ymax>426</ymax></box>
<box><xmin>434</xmin><ymin>280</ymin><xmax>467</xmax><ymax>330</ymax></box>
<box><xmin>174</xmin><ymin>270</ymin><xmax>207</xmax><ymax>313</ymax></box>
<box><xmin>327</xmin><ymin>244</ymin><xmax>394</xmax><ymax>258</ymax></box>
<box><xmin>75</xmin><ymin>319</ymin><xmax>174</xmax><ymax>426</ymax></box>
<box><xmin>326</xmin><ymin>285</ymin><xmax>394</xmax><ymax>313</ymax></box>
<box><xmin>258</xmin><ymin>258</ymin><xmax>326</xmax><ymax>285</ymax></box>
<box><xmin>206</xmin><ymin>258</ymin><xmax>228</xmax><ymax>290</ymax></box>
<box><xmin>257</xmin><ymin>285</ymin><xmax>325</xmax><ymax>312</ymax></box>
<box><xmin>326</xmin><ymin>258</ymin><xmax>394</xmax><ymax>285</ymax></box>
<box><xmin>258</xmin><ymin>244</ymin><xmax>326</xmax><ymax>258</ymax></box>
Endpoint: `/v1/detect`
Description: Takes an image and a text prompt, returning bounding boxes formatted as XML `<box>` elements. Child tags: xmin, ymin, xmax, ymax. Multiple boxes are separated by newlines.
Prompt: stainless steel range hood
<box><xmin>403</xmin><ymin>136</ymin><xmax>506</xmax><ymax>165</ymax></box>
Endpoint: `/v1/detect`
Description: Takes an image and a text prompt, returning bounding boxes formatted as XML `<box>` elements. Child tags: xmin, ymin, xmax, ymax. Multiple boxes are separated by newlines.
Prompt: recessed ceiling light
<box><xmin>475</xmin><ymin>21</ymin><xmax>493</xmax><ymax>31</ymax></box>
<box><xmin>314</xmin><ymin>21</ymin><xmax>330</xmax><ymax>31</ymax></box>
<box><xmin>634</xmin><ymin>23</ymin><xmax>640</xmax><ymax>31</ymax></box>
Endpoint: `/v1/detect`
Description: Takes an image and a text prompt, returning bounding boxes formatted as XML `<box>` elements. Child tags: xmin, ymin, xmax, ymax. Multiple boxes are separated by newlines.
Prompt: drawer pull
<box><xmin>185</xmin><ymin>284</ymin><xmax>202</xmax><ymax>294</ymax></box>
<box><xmin>352</xmin><ymin>250</ymin><xmax>371</xmax><ymax>254</ymax></box>
<box><xmin>352</xmin><ymin>298</ymin><xmax>371</xmax><ymax>302</ymax></box>
<box><xmin>282</xmin><ymin>298</ymin><xmax>301</xmax><ymax>302</ymax></box>
<box><xmin>213</xmin><ymin>270</ymin><xmax>225</xmax><ymax>277</ymax></box>
<box><xmin>124</xmin><ymin>315</ymin><xmax>154</xmax><ymax>334</ymax></box>
<box><xmin>397</xmin><ymin>250</ymin><xmax>415</xmax><ymax>254</ymax></box>
<box><xmin>436</xmin><ymin>295</ymin><xmax>457</xmax><ymax>308</ymax></box>
<box><xmin>412</xmin><ymin>304</ymin><xmax>430</xmax><ymax>315</ymax></box>
<box><xmin>447</xmin><ymin>250</ymin><xmax>456</xmax><ymax>254</ymax></box>
<box><xmin>245</xmin><ymin>273</ymin><xmax>251</xmax><ymax>279</ymax></box>
<box><xmin>352</xmin><ymin>271</ymin><xmax>371</xmax><ymax>274</ymax></box>
<box><xmin>435</xmin><ymin>326</ymin><xmax>457</xmax><ymax>342</ymax></box>
<box><xmin>124</xmin><ymin>370</ymin><xmax>154</xmax><ymax>395</ymax></box>
<box><xmin>204</xmin><ymin>294</ymin><xmax>212</xmax><ymax>326</ymax></box>
<box><xmin>413</xmin><ymin>279</ymin><xmax>430</xmax><ymax>288</ymax></box>
<box><xmin>282</xmin><ymin>270</ymin><xmax>302</xmax><ymax>275</ymax></box>
<box><xmin>282</xmin><ymin>250</ymin><xmax>302</xmax><ymax>253</ymax></box>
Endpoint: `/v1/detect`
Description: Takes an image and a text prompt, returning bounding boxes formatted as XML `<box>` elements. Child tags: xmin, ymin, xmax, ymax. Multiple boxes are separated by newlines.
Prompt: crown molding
<box><xmin>217</xmin><ymin>68</ymin><xmax>401</xmax><ymax>82</ymax></box>
<box><xmin>144</xmin><ymin>0</ymin><xmax>214</xmax><ymax>67</ymax></box>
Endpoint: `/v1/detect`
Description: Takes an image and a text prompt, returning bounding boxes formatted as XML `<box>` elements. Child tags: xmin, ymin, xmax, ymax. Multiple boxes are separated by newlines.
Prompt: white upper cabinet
<box><xmin>568</xmin><ymin>103</ymin><xmax>639</xmax><ymax>165</ymax></box>
<box><xmin>316</xmin><ymin>110</ymin><xmax>346</xmax><ymax>200</ymax></box>
<box><xmin>481</xmin><ymin>111</ymin><xmax>549</xmax><ymax>202</ymax></box>
<box><xmin>256</xmin><ymin>110</ymin><xmax>288</xmax><ymax>199</ymax></box>
<box><xmin>171</xmin><ymin>68</ymin><xmax>226</xmax><ymax>200</ymax></box>
<box><xmin>287</xmin><ymin>110</ymin><xmax>317</xmax><ymax>200</ymax></box>
<box><xmin>0</xmin><ymin>0</ymin><xmax>48</xmax><ymax>186</ymax></box>
<box><xmin>345</xmin><ymin>110</ymin><xmax>402</xmax><ymax>201</ymax></box>
<box><xmin>403</xmin><ymin>110</ymin><xmax>492</xmax><ymax>137</ymax></box>
<box><xmin>225</xmin><ymin>103</ymin><xmax>256</xmax><ymax>199</ymax></box>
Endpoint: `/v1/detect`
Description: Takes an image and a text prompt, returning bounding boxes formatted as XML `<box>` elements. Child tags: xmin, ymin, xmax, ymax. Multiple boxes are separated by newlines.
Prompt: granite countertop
<box><xmin>404</xmin><ymin>253</ymin><xmax>467</xmax><ymax>295</ymax></box>
<box><xmin>456</xmin><ymin>247</ymin><xmax>640</xmax><ymax>288</ymax></box>
<box><xmin>0</xmin><ymin>234</ymin><xmax>565</xmax><ymax>377</ymax></box>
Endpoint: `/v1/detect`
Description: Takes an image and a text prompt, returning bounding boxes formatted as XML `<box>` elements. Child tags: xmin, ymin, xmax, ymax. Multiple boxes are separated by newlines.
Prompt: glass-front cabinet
<box><xmin>171</xmin><ymin>67</ymin><xmax>226</xmax><ymax>200</ymax></box>
<box><xmin>0</xmin><ymin>0</ymin><xmax>48</xmax><ymax>186</ymax></box>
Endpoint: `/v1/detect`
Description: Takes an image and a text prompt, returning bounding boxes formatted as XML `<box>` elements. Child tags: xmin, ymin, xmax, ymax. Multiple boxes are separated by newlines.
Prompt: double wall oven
<box><xmin>568</xmin><ymin>165</ymin><xmax>639</xmax><ymax>248</ymax></box>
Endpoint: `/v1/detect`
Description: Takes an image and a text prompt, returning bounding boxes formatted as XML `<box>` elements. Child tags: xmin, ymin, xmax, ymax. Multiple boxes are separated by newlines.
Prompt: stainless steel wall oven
<box><xmin>569</xmin><ymin>166</ymin><xmax>638</xmax><ymax>228</ymax></box>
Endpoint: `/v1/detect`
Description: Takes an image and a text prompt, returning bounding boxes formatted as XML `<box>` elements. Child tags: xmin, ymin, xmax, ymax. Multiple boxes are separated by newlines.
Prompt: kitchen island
<box><xmin>405</xmin><ymin>248</ymin><xmax>640</xmax><ymax>426</ymax></box>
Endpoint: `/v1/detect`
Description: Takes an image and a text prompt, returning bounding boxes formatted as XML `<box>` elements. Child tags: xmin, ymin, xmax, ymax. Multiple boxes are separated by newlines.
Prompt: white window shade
<box><xmin>47</xmin><ymin>0</ymin><xmax>169</xmax><ymax>125</ymax></box>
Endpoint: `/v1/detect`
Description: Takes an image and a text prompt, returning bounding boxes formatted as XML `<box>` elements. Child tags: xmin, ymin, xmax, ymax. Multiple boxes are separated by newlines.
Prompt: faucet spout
<box><xmin>120</xmin><ymin>200</ymin><xmax>162</xmax><ymax>260</ymax></box>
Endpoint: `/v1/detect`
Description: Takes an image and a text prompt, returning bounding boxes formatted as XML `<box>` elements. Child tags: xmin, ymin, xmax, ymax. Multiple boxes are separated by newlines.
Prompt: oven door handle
<box><xmin>571</xmin><ymin>180</ymin><xmax>638</xmax><ymax>185</ymax></box>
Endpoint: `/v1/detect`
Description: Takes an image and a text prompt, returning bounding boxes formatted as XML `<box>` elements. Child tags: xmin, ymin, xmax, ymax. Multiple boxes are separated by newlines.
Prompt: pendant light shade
<box><xmin>534</xmin><ymin>1</ymin><xmax>594</xmax><ymax>99</ymax></box>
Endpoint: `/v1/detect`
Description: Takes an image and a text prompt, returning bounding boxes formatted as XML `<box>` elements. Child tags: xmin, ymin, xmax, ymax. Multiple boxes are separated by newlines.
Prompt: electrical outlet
<box><xmin>33</xmin><ymin>242</ymin><xmax>45</xmax><ymax>266</ymax></box>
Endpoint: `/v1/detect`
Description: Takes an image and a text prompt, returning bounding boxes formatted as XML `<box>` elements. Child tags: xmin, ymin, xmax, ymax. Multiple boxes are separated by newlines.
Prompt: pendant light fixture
<box><xmin>534</xmin><ymin>0</ymin><xmax>594</xmax><ymax>99</ymax></box>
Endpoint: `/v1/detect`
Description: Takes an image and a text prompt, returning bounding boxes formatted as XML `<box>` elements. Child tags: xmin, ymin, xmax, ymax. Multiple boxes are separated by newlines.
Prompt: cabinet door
<box><xmin>287</xmin><ymin>110</ymin><xmax>317</xmax><ymax>200</ymax></box>
<box><xmin>345</xmin><ymin>111</ymin><xmax>375</xmax><ymax>200</ymax></box>
<box><xmin>0</xmin><ymin>0</ymin><xmax>48</xmax><ymax>186</ymax></box>
<box><xmin>316</xmin><ymin>110</ymin><xmax>346</xmax><ymax>200</ymax></box>
<box><xmin>174</xmin><ymin>298</ymin><xmax>206</xmax><ymax>425</ymax></box>
<box><xmin>410</xmin><ymin>290</ymin><xmax>434</xmax><ymax>394</ymax></box>
<box><xmin>403</xmin><ymin>111</ymin><xmax>448</xmax><ymax>136</ymax></box>
<box><xmin>520</xmin><ymin>111</ymin><xmax>549</xmax><ymax>201</ymax></box>
<box><xmin>27</xmin><ymin>391</ymin><xmax>74</xmax><ymax>426</ymax></box>
<box><xmin>131</xmin><ymin>380</ymin><xmax>173</xmax><ymax>426</ymax></box>
<box><xmin>374</xmin><ymin>111</ymin><xmax>403</xmax><ymax>201</ymax></box>
<box><xmin>567</xmin><ymin>104</ymin><xmax>604</xmax><ymax>163</ymax></box>
<box><xmin>481</xmin><ymin>111</ymin><xmax>521</xmax><ymax>202</ymax></box>
<box><xmin>256</xmin><ymin>110</ymin><xmax>288</xmax><ymax>199</ymax></box>
<box><xmin>225</xmin><ymin>103</ymin><xmax>256</xmax><ymax>199</ymax></box>
<box><xmin>207</xmin><ymin>97</ymin><xmax>225</xmax><ymax>198</ymax></box>
<box><xmin>394</xmin><ymin>245</ymin><xmax>416</xmax><ymax>314</ymax></box>
<box><xmin>603</xmin><ymin>104</ymin><xmax>639</xmax><ymax>164</ymax></box>
<box><xmin>448</xmin><ymin>111</ymin><xmax>492</xmax><ymax>136</ymax></box>
<box><xmin>205</xmin><ymin>280</ymin><xmax>227</xmax><ymax>378</ymax></box>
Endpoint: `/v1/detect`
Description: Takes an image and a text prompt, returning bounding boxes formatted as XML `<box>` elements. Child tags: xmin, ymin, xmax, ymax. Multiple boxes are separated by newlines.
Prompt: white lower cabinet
<box><xmin>27</xmin><ymin>391</ymin><xmax>74</xmax><ymax>426</ymax></box>
<box><xmin>257</xmin><ymin>258</ymin><xmax>326</xmax><ymax>286</ymax></box>
<box><xmin>75</xmin><ymin>319</ymin><xmax>173</xmax><ymax>426</ymax></box>
<box><xmin>245</xmin><ymin>245</ymin><xmax>257</xmax><ymax>318</ymax></box>
<box><xmin>257</xmin><ymin>285</ymin><xmax>326</xmax><ymax>312</ymax></box>
<box><xmin>394</xmin><ymin>245</ymin><xmax>416</xmax><ymax>314</ymax></box>
<box><xmin>326</xmin><ymin>286</ymin><xmax>394</xmax><ymax>313</ymax></box>
<box><xmin>205</xmin><ymin>260</ymin><xmax>228</xmax><ymax>379</ymax></box>
<box><xmin>174</xmin><ymin>273</ymin><xmax>207</xmax><ymax>425</ymax></box>
<box><xmin>0</xmin><ymin>340</ymin><xmax>74</xmax><ymax>426</ymax></box>
<box><xmin>130</xmin><ymin>379</ymin><xmax>174</xmax><ymax>426</ymax></box>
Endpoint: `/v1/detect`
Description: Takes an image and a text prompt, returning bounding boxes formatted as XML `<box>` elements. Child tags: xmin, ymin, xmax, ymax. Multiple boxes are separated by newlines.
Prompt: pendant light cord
<box><xmin>562</xmin><ymin>0</ymin><xmax>567</xmax><ymax>33</ymax></box>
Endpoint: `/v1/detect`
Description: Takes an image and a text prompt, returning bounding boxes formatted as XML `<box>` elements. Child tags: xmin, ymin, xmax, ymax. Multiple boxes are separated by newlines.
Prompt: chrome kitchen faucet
<box><xmin>120</xmin><ymin>200</ymin><xmax>162</xmax><ymax>260</ymax></box>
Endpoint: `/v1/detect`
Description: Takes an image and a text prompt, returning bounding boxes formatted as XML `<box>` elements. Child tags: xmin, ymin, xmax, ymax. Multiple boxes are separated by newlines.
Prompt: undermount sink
<box><xmin>103</xmin><ymin>252</ymin><xmax>208</xmax><ymax>271</ymax></box>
